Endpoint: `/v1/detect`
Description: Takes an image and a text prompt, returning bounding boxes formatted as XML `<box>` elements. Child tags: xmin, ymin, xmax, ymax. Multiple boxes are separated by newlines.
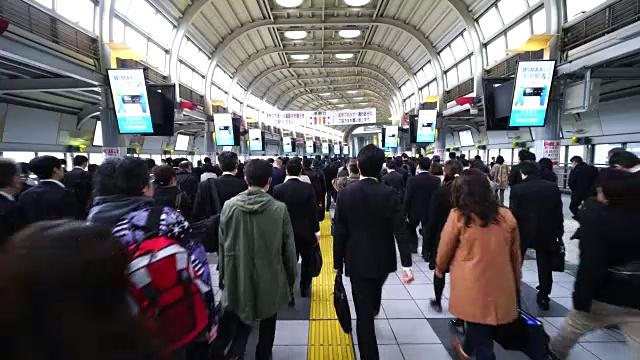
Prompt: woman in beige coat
<box><xmin>436</xmin><ymin>169</ymin><xmax>522</xmax><ymax>359</ymax></box>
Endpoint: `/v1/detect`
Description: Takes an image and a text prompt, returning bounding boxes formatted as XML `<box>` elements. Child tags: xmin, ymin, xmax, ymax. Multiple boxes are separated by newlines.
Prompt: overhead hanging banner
<box><xmin>262</xmin><ymin>108</ymin><xmax>377</xmax><ymax>126</ymax></box>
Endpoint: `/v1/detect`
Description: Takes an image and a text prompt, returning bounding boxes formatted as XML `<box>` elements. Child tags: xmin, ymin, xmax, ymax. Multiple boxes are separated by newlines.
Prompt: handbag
<box><xmin>550</xmin><ymin>237</ymin><xmax>566</xmax><ymax>272</ymax></box>
<box><xmin>310</xmin><ymin>243</ymin><xmax>323</xmax><ymax>278</ymax></box>
<box><xmin>608</xmin><ymin>261</ymin><xmax>640</xmax><ymax>287</ymax></box>
<box><xmin>333</xmin><ymin>272</ymin><xmax>352</xmax><ymax>334</ymax></box>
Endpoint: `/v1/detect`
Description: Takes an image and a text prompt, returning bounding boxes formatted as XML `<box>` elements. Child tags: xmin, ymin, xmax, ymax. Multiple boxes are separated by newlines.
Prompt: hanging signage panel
<box><xmin>306</xmin><ymin>111</ymin><xmax>335</xmax><ymax>126</ymax></box>
<box><xmin>263</xmin><ymin>111</ymin><xmax>306</xmax><ymax>126</ymax></box>
<box><xmin>333</xmin><ymin>108</ymin><xmax>377</xmax><ymax>125</ymax></box>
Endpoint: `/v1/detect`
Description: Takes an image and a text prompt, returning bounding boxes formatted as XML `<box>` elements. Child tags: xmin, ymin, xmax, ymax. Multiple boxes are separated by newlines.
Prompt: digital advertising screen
<box><xmin>107</xmin><ymin>69</ymin><xmax>154</xmax><ymax>134</ymax></box>
<box><xmin>322</xmin><ymin>142</ymin><xmax>329</xmax><ymax>154</ymax></box>
<box><xmin>214</xmin><ymin>113</ymin><xmax>235</xmax><ymax>146</ymax></box>
<box><xmin>384</xmin><ymin>126</ymin><xmax>399</xmax><ymax>148</ymax></box>
<box><xmin>249</xmin><ymin>129</ymin><xmax>263</xmax><ymax>152</ymax></box>
<box><xmin>343</xmin><ymin>145</ymin><xmax>349</xmax><ymax>155</ymax></box>
<box><xmin>510</xmin><ymin>60</ymin><xmax>556</xmax><ymax>127</ymax></box>
<box><xmin>459</xmin><ymin>129</ymin><xmax>474</xmax><ymax>147</ymax></box>
<box><xmin>175</xmin><ymin>134</ymin><xmax>190</xmax><ymax>151</ymax></box>
<box><xmin>416</xmin><ymin>110</ymin><xmax>437</xmax><ymax>143</ymax></box>
<box><xmin>283</xmin><ymin>137</ymin><xmax>293</xmax><ymax>153</ymax></box>
<box><xmin>306</xmin><ymin>140</ymin><xmax>315</xmax><ymax>154</ymax></box>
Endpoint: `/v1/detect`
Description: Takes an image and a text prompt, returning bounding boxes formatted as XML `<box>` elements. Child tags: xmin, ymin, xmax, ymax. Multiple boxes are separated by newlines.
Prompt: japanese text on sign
<box><xmin>543</xmin><ymin>141</ymin><xmax>561</xmax><ymax>166</ymax></box>
<box><xmin>103</xmin><ymin>147</ymin><xmax>121</xmax><ymax>158</ymax></box>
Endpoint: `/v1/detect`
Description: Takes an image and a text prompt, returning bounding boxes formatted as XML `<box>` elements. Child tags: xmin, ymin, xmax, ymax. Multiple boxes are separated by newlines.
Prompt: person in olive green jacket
<box><xmin>217</xmin><ymin>159</ymin><xmax>297</xmax><ymax>360</ymax></box>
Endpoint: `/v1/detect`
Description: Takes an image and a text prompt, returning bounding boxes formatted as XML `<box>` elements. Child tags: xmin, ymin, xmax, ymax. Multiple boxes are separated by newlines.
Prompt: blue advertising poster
<box><xmin>283</xmin><ymin>137</ymin><xmax>292</xmax><ymax>153</ymax></box>
<box><xmin>305</xmin><ymin>140</ymin><xmax>314</xmax><ymax>154</ymax></box>
<box><xmin>214</xmin><ymin>113</ymin><xmax>235</xmax><ymax>146</ymax></box>
<box><xmin>385</xmin><ymin>126</ymin><xmax>399</xmax><ymax>148</ymax></box>
<box><xmin>249</xmin><ymin>129</ymin><xmax>263</xmax><ymax>151</ymax></box>
<box><xmin>417</xmin><ymin>110</ymin><xmax>437</xmax><ymax>143</ymax></box>
<box><xmin>107</xmin><ymin>69</ymin><xmax>154</xmax><ymax>134</ymax></box>
<box><xmin>510</xmin><ymin>60</ymin><xmax>556</xmax><ymax>127</ymax></box>
<box><xmin>343</xmin><ymin>145</ymin><xmax>349</xmax><ymax>155</ymax></box>
<box><xmin>322</xmin><ymin>143</ymin><xmax>329</xmax><ymax>154</ymax></box>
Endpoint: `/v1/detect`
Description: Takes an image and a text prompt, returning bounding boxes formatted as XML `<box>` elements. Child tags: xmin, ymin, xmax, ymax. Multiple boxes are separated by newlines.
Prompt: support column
<box><xmin>533</xmin><ymin>86</ymin><xmax>561</xmax><ymax>165</ymax></box>
<box><xmin>203</xmin><ymin>120</ymin><xmax>215</xmax><ymax>161</ymax></box>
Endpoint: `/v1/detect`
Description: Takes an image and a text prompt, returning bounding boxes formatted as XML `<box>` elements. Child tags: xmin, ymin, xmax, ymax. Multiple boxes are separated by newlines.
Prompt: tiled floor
<box><xmin>211</xmin><ymin>194</ymin><xmax>637</xmax><ymax>359</ymax></box>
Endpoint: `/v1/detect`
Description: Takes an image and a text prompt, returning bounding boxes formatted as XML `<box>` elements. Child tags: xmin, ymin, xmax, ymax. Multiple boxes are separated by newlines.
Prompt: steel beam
<box><xmin>76</xmin><ymin>104</ymin><xmax>102</xmax><ymax>128</ymax></box>
<box><xmin>281</xmin><ymin>84</ymin><xmax>393</xmax><ymax>109</ymax></box>
<box><xmin>447</xmin><ymin>0</ymin><xmax>484</xmax><ymax>98</ymax></box>
<box><xmin>0</xmin><ymin>35</ymin><xmax>106</xmax><ymax>85</ymax></box>
<box><xmin>276</xmin><ymin>81</ymin><xmax>393</xmax><ymax>107</ymax></box>
<box><xmin>0</xmin><ymin>78</ymin><xmax>102</xmax><ymax>93</ymax></box>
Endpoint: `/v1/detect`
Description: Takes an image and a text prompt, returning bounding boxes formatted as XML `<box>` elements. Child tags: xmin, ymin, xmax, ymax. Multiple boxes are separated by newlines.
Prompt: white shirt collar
<box><xmin>387</xmin><ymin>169</ymin><xmax>395</xmax><ymax>173</ymax></box>
<box><xmin>285</xmin><ymin>176</ymin><xmax>302</xmax><ymax>182</ymax></box>
<box><xmin>631</xmin><ymin>165</ymin><xmax>640</xmax><ymax>173</ymax></box>
<box><xmin>360</xmin><ymin>175</ymin><xmax>378</xmax><ymax>181</ymax></box>
<box><xmin>73</xmin><ymin>166</ymin><xmax>85</xmax><ymax>170</ymax></box>
<box><xmin>418</xmin><ymin>170</ymin><xmax>429</xmax><ymax>174</ymax></box>
<box><xmin>222</xmin><ymin>171</ymin><xmax>236</xmax><ymax>176</ymax></box>
<box><xmin>0</xmin><ymin>191</ymin><xmax>15</xmax><ymax>202</ymax></box>
<box><xmin>40</xmin><ymin>179</ymin><xmax>66</xmax><ymax>189</ymax></box>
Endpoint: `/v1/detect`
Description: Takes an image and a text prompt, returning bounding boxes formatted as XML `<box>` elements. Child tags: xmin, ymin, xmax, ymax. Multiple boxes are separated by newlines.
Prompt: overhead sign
<box><xmin>248</xmin><ymin>128</ymin><xmax>263</xmax><ymax>152</ymax></box>
<box><xmin>510</xmin><ymin>60</ymin><xmax>556</xmax><ymax>127</ymax></box>
<box><xmin>262</xmin><ymin>108</ymin><xmax>377</xmax><ymax>126</ymax></box>
<box><xmin>213</xmin><ymin>113</ymin><xmax>235</xmax><ymax>146</ymax></box>
<box><xmin>305</xmin><ymin>140</ymin><xmax>314</xmax><ymax>154</ymax></box>
<box><xmin>385</xmin><ymin>126</ymin><xmax>399</xmax><ymax>148</ymax></box>
<box><xmin>107</xmin><ymin>68</ymin><xmax>154</xmax><ymax>134</ymax></box>
<box><xmin>416</xmin><ymin>110</ymin><xmax>437</xmax><ymax>143</ymax></box>
<box><xmin>103</xmin><ymin>147</ymin><xmax>121</xmax><ymax>158</ymax></box>
<box><xmin>543</xmin><ymin>140</ymin><xmax>561</xmax><ymax>166</ymax></box>
<box><xmin>283</xmin><ymin>137</ymin><xmax>293</xmax><ymax>153</ymax></box>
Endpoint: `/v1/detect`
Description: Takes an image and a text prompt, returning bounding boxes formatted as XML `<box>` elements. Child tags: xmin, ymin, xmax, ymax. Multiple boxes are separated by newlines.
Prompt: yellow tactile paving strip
<box><xmin>308</xmin><ymin>214</ymin><xmax>355</xmax><ymax>360</ymax></box>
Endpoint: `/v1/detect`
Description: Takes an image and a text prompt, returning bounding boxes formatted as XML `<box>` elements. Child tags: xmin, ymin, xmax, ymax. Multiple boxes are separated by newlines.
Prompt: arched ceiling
<box><xmin>152</xmin><ymin>0</ymin><xmax>491</xmax><ymax>121</ymax></box>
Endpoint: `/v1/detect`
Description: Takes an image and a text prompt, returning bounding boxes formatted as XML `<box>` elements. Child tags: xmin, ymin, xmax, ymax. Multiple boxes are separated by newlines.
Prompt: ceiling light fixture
<box><xmin>338</xmin><ymin>29</ymin><xmax>361</xmax><ymax>39</ymax></box>
<box><xmin>284</xmin><ymin>30</ymin><xmax>308</xmax><ymax>40</ymax></box>
<box><xmin>346</xmin><ymin>90</ymin><xmax>358</xmax><ymax>94</ymax></box>
<box><xmin>335</xmin><ymin>53</ymin><xmax>354</xmax><ymax>59</ymax></box>
<box><xmin>276</xmin><ymin>0</ymin><xmax>304</xmax><ymax>7</ymax></box>
<box><xmin>291</xmin><ymin>54</ymin><xmax>310</xmax><ymax>60</ymax></box>
<box><xmin>353</xmin><ymin>97</ymin><xmax>364</xmax><ymax>100</ymax></box>
<box><xmin>319</xmin><ymin>93</ymin><xmax>331</xmax><ymax>96</ymax></box>
<box><xmin>344</xmin><ymin>0</ymin><xmax>371</xmax><ymax>6</ymax></box>
<box><xmin>359</xmin><ymin>102</ymin><xmax>367</xmax><ymax>105</ymax></box>
<box><xmin>329</xmin><ymin>99</ymin><xmax>339</xmax><ymax>102</ymax></box>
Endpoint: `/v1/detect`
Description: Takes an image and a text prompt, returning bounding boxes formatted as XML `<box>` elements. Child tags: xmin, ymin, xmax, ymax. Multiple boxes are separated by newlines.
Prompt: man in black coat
<box><xmin>63</xmin><ymin>155</ymin><xmax>92</xmax><ymax>219</ymax></box>
<box><xmin>273</xmin><ymin>158</ymin><xmax>320</xmax><ymax>298</ymax></box>
<box><xmin>303</xmin><ymin>158</ymin><xmax>326</xmax><ymax>220</ymax></box>
<box><xmin>568</xmin><ymin>156</ymin><xmax>599</xmax><ymax>219</ymax></box>
<box><xmin>404</xmin><ymin>156</ymin><xmax>441</xmax><ymax>253</ymax></box>
<box><xmin>19</xmin><ymin>155</ymin><xmax>78</xmax><ymax>224</ymax></box>
<box><xmin>381</xmin><ymin>159</ymin><xmax>405</xmax><ymax>205</ymax></box>
<box><xmin>333</xmin><ymin>144</ymin><xmax>414</xmax><ymax>360</ymax></box>
<box><xmin>509</xmin><ymin>149</ymin><xmax>536</xmax><ymax>187</ymax></box>
<box><xmin>214</xmin><ymin>151</ymin><xmax>248</xmax><ymax>207</ymax></box>
<box><xmin>176</xmin><ymin>161</ymin><xmax>200</xmax><ymax>205</ymax></box>
<box><xmin>510</xmin><ymin>161</ymin><xmax>564</xmax><ymax>311</ymax></box>
<box><xmin>0</xmin><ymin>159</ymin><xmax>25</xmax><ymax>244</ymax></box>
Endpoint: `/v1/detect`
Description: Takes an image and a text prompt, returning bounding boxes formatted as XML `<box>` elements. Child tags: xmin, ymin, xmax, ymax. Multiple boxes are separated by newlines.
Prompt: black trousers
<box><xmin>326</xmin><ymin>187</ymin><xmax>337</xmax><ymax>209</ymax></box>
<box><xmin>298</xmin><ymin>250</ymin><xmax>313</xmax><ymax>291</ymax></box>
<box><xmin>569</xmin><ymin>193</ymin><xmax>583</xmax><ymax>219</ymax></box>
<box><xmin>407</xmin><ymin>220</ymin><xmax>420</xmax><ymax>253</ymax></box>
<box><xmin>535</xmin><ymin>249</ymin><xmax>553</xmax><ymax>300</ymax></box>
<box><xmin>211</xmin><ymin>312</ymin><xmax>277</xmax><ymax>360</ymax></box>
<box><xmin>463</xmin><ymin>322</ymin><xmax>496</xmax><ymax>360</ymax></box>
<box><xmin>351</xmin><ymin>276</ymin><xmax>388</xmax><ymax>360</ymax></box>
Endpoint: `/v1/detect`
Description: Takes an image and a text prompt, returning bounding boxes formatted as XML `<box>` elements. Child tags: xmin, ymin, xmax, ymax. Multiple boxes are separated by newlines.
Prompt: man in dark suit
<box><xmin>334</xmin><ymin>144</ymin><xmax>414</xmax><ymax>360</ymax></box>
<box><xmin>568</xmin><ymin>155</ymin><xmax>599</xmax><ymax>219</ymax></box>
<box><xmin>268</xmin><ymin>159</ymin><xmax>286</xmax><ymax>195</ymax></box>
<box><xmin>63</xmin><ymin>155</ymin><xmax>92</xmax><ymax>219</ymax></box>
<box><xmin>0</xmin><ymin>159</ymin><xmax>25</xmax><ymax>244</ymax></box>
<box><xmin>19</xmin><ymin>155</ymin><xmax>78</xmax><ymax>224</ymax></box>
<box><xmin>381</xmin><ymin>159</ymin><xmax>405</xmax><ymax>205</ymax></box>
<box><xmin>509</xmin><ymin>150</ymin><xmax>536</xmax><ymax>187</ymax></box>
<box><xmin>404</xmin><ymin>156</ymin><xmax>441</xmax><ymax>254</ymax></box>
<box><xmin>303</xmin><ymin>158</ymin><xmax>326</xmax><ymax>219</ymax></box>
<box><xmin>215</xmin><ymin>151</ymin><xmax>248</xmax><ymax>207</ymax></box>
<box><xmin>176</xmin><ymin>161</ymin><xmax>200</xmax><ymax>205</ymax></box>
<box><xmin>510</xmin><ymin>161</ymin><xmax>564</xmax><ymax>311</ymax></box>
<box><xmin>273</xmin><ymin>158</ymin><xmax>320</xmax><ymax>297</ymax></box>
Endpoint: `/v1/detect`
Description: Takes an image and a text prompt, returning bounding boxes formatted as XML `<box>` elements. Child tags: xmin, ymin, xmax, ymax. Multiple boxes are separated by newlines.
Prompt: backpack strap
<box><xmin>144</xmin><ymin>206</ymin><xmax>164</xmax><ymax>239</ymax></box>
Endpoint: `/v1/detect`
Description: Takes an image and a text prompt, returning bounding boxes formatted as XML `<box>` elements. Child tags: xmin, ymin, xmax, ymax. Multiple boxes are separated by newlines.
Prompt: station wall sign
<box><xmin>261</xmin><ymin>108</ymin><xmax>377</xmax><ymax>126</ymax></box>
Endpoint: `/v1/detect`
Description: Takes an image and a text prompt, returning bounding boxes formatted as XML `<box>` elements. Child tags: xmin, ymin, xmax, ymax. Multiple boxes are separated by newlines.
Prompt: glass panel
<box><xmin>179</xmin><ymin>63</ymin><xmax>193</xmax><ymax>84</ymax></box>
<box><xmin>594</xmin><ymin>144</ymin><xmax>623</xmax><ymax>167</ymax></box>
<box><xmin>146</xmin><ymin>42</ymin><xmax>166</xmax><ymax>71</ymax></box>
<box><xmin>151</xmin><ymin>13</ymin><xmax>174</xmax><ymax>47</ymax></box>
<box><xmin>127</xmin><ymin>0</ymin><xmax>155</xmax><ymax>32</ymax></box>
<box><xmin>192</xmin><ymin>75</ymin><xmax>204</xmax><ymax>93</ymax></box>
<box><xmin>500</xmin><ymin>148</ymin><xmax>514</xmax><ymax>165</ymax></box>
<box><xmin>183</xmin><ymin>40</ymin><xmax>199</xmax><ymax>62</ymax></box>
<box><xmin>230</xmin><ymin>99</ymin><xmax>241</xmax><ymax>113</ymax></box>
<box><xmin>114</xmin><ymin>0</ymin><xmax>131</xmax><ymax>14</ymax></box>
<box><xmin>446</xmin><ymin>68</ymin><xmax>458</xmax><ymax>87</ymax></box>
<box><xmin>567</xmin><ymin>145</ymin><xmax>585</xmax><ymax>164</ymax></box>
<box><xmin>211</xmin><ymin>85</ymin><xmax>227</xmax><ymax>102</ymax></box>
<box><xmin>498</xmin><ymin>0</ymin><xmax>527</xmax><ymax>24</ymax></box>
<box><xmin>423</xmin><ymin>62</ymin><xmax>435</xmax><ymax>80</ymax></box>
<box><xmin>213</xmin><ymin>67</ymin><xmax>232</xmax><ymax>89</ymax></box>
<box><xmin>440</xmin><ymin>47</ymin><xmax>455</xmax><ymax>68</ymax></box>
<box><xmin>565</xmin><ymin>0</ymin><xmax>606</xmax><ymax>20</ymax></box>
<box><xmin>457</xmin><ymin>58</ymin><xmax>472</xmax><ymax>80</ymax></box>
<box><xmin>249</xmin><ymin>94</ymin><xmax>261</xmax><ymax>108</ymax></box>
<box><xmin>1</xmin><ymin>152</ymin><xmax>36</xmax><ymax>163</ymax></box>
<box><xmin>57</xmin><ymin>0</ymin><xmax>95</xmax><ymax>32</ymax></box>
<box><xmin>125</xmin><ymin>27</ymin><xmax>148</xmax><ymax>57</ymax></box>
<box><xmin>463</xmin><ymin>31</ymin><xmax>473</xmax><ymax>50</ymax></box>
<box><xmin>151</xmin><ymin>154</ymin><xmax>163</xmax><ymax>164</ymax></box>
<box><xmin>112</xmin><ymin>18</ymin><xmax>125</xmax><ymax>42</ymax></box>
<box><xmin>90</xmin><ymin>153</ymin><xmax>104</xmax><ymax>165</ymax></box>
<box><xmin>416</xmin><ymin>69</ymin><xmax>428</xmax><ymax>87</ymax></box>
<box><xmin>532</xmin><ymin>9</ymin><xmax>546</xmax><ymax>34</ymax></box>
<box><xmin>486</xmin><ymin>35</ymin><xmax>506</xmax><ymax>64</ymax></box>
<box><xmin>560</xmin><ymin>145</ymin><xmax>567</xmax><ymax>164</ymax></box>
<box><xmin>450</xmin><ymin>36</ymin><xmax>469</xmax><ymax>60</ymax></box>
<box><xmin>527</xmin><ymin>0</ymin><xmax>542</xmax><ymax>5</ymax></box>
<box><xmin>38</xmin><ymin>152</ymin><xmax>65</xmax><ymax>160</ymax></box>
<box><xmin>195</xmin><ymin>51</ymin><xmax>210</xmax><ymax>74</ymax></box>
<box><xmin>478</xmin><ymin>7</ymin><xmax>503</xmax><ymax>39</ymax></box>
<box><xmin>506</xmin><ymin>19</ymin><xmax>532</xmax><ymax>49</ymax></box>
<box><xmin>420</xmin><ymin>88</ymin><xmax>428</xmax><ymax>99</ymax></box>
<box><xmin>628</xmin><ymin>143</ymin><xmax>640</xmax><ymax>157</ymax></box>
<box><xmin>428</xmin><ymin>81</ymin><xmax>437</xmax><ymax>96</ymax></box>
<box><xmin>488</xmin><ymin>148</ymin><xmax>500</xmax><ymax>162</ymax></box>
<box><xmin>233</xmin><ymin>84</ymin><xmax>246</xmax><ymax>100</ymax></box>
<box><xmin>400</xmin><ymin>82</ymin><xmax>410</xmax><ymax>98</ymax></box>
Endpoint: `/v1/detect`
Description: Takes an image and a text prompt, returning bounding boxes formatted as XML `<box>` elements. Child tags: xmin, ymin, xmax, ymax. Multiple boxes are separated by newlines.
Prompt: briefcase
<box><xmin>310</xmin><ymin>243</ymin><xmax>323</xmax><ymax>278</ymax></box>
<box><xmin>495</xmin><ymin>310</ymin><xmax>549</xmax><ymax>359</ymax></box>
<box><xmin>334</xmin><ymin>272</ymin><xmax>352</xmax><ymax>334</ymax></box>
<box><xmin>550</xmin><ymin>238</ymin><xmax>566</xmax><ymax>273</ymax></box>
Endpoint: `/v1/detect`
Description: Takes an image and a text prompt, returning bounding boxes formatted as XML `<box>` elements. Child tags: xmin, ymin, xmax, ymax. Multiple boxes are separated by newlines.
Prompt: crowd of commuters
<box><xmin>0</xmin><ymin>145</ymin><xmax>639</xmax><ymax>360</ymax></box>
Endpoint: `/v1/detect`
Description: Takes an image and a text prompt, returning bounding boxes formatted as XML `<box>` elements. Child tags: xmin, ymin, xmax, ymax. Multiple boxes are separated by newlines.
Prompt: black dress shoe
<box><xmin>537</xmin><ymin>297</ymin><xmax>551</xmax><ymax>311</ymax></box>
<box><xmin>429</xmin><ymin>299</ymin><xmax>442</xmax><ymax>313</ymax></box>
<box><xmin>301</xmin><ymin>287</ymin><xmax>310</xmax><ymax>298</ymax></box>
<box><xmin>450</xmin><ymin>318</ymin><xmax>465</xmax><ymax>334</ymax></box>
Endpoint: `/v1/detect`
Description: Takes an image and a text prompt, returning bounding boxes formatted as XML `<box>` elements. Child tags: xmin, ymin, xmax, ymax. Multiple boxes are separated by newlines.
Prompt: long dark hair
<box><xmin>443</xmin><ymin>160</ymin><xmax>463</xmax><ymax>184</ymax></box>
<box><xmin>451</xmin><ymin>169</ymin><xmax>501</xmax><ymax>227</ymax></box>
<box><xmin>0</xmin><ymin>221</ymin><xmax>159</xmax><ymax>360</ymax></box>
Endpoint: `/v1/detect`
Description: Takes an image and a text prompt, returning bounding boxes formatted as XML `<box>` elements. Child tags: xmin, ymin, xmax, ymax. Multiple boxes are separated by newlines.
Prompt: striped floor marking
<box><xmin>308</xmin><ymin>214</ymin><xmax>355</xmax><ymax>360</ymax></box>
